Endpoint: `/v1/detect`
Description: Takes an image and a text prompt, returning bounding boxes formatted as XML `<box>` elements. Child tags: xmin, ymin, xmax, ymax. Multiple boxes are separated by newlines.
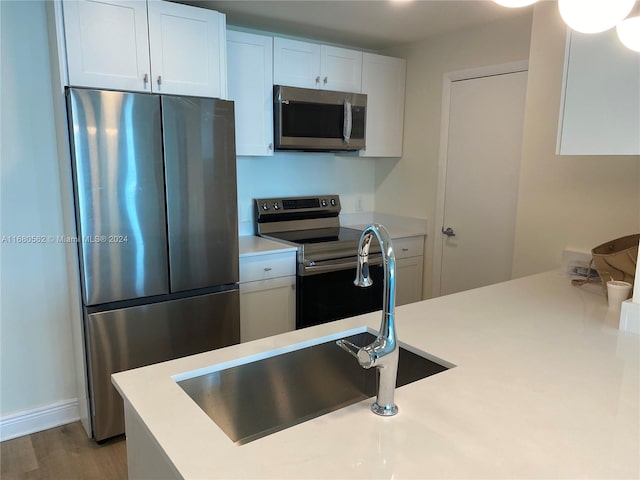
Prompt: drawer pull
<box><xmin>402</xmin><ymin>248</ymin><xmax>409</xmax><ymax>252</ymax></box>
<box><xmin>264</xmin><ymin>267</ymin><xmax>272</xmax><ymax>272</ymax></box>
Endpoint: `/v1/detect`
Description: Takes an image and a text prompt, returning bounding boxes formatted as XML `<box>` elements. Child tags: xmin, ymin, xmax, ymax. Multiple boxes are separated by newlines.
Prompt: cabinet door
<box><xmin>240</xmin><ymin>276</ymin><xmax>296</xmax><ymax>342</ymax></box>
<box><xmin>360</xmin><ymin>53</ymin><xmax>406</xmax><ymax>157</ymax></box>
<box><xmin>147</xmin><ymin>0</ymin><xmax>227</xmax><ymax>98</ymax></box>
<box><xmin>320</xmin><ymin>45</ymin><xmax>362</xmax><ymax>93</ymax></box>
<box><xmin>227</xmin><ymin>31</ymin><xmax>274</xmax><ymax>156</ymax></box>
<box><xmin>558</xmin><ymin>29</ymin><xmax>640</xmax><ymax>155</ymax></box>
<box><xmin>273</xmin><ymin>37</ymin><xmax>321</xmax><ymax>89</ymax></box>
<box><xmin>396</xmin><ymin>257</ymin><xmax>424</xmax><ymax>306</ymax></box>
<box><xmin>62</xmin><ymin>0</ymin><xmax>151</xmax><ymax>92</ymax></box>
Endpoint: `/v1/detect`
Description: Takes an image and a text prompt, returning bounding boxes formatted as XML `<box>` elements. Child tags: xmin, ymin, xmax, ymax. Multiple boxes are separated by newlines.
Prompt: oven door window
<box><xmin>297</xmin><ymin>265</ymin><xmax>383</xmax><ymax>329</ymax></box>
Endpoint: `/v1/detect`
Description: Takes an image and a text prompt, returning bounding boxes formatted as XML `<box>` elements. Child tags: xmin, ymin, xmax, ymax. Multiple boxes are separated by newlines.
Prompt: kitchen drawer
<box><xmin>394</xmin><ymin>236</ymin><xmax>424</xmax><ymax>259</ymax></box>
<box><xmin>239</xmin><ymin>251</ymin><xmax>296</xmax><ymax>283</ymax></box>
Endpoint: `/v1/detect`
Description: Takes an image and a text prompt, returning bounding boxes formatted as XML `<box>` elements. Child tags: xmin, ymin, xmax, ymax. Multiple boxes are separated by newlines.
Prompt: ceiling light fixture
<box><xmin>617</xmin><ymin>15</ymin><xmax>640</xmax><ymax>52</ymax></box>
<box><xmin>558</xmin><ymin>0</ymin><xmax>636</xmax><ymax>34</ymax></box>
<box><xmin>493</xmin><ymin>0</ymin><xmax>640</xmax><ymax>53</ymax></box>
<box><xmin>492</xmin><ymin>0</ymin><xmax>538</xmax><ymax>7</ymax></box>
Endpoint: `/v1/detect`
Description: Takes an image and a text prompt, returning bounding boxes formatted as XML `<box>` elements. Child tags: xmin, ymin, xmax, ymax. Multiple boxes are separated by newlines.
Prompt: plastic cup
<box><xmin>607</xmin><ymin>280</ymin><xmax>632</xmax><ymax>311</ymax></box>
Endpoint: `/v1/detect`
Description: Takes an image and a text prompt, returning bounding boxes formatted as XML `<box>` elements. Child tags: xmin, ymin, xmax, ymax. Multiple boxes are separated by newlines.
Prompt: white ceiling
<box><xmin>175</xmin><ymin>0</ymin><xmax>535</xmax><ymax>50</ymax></box>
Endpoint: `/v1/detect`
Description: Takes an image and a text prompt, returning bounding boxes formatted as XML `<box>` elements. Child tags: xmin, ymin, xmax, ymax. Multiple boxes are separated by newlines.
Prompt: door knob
<box><xmin>442</xmin><ymin>227</ymin><xmax>456</xmax><ymax>237</ymax></box>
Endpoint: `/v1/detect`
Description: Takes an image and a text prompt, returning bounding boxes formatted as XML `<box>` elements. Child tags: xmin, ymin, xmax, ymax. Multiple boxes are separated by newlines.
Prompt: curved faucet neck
<box><xmin>356</xmin><ymin>224</ymin><xmax>397</xmax><ymax>344</ymax></box>
<box><xmin>338</xmin><ymin>223</ymin><xmax>400</xmax><ymax>416</ymax></box>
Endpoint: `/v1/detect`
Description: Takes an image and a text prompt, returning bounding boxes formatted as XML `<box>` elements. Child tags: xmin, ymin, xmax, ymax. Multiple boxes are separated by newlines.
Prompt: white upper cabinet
<box><xmin>147</xmin><ymin>1</ymin><xmax>226</xmax><ymax>98</ymax></box>
<box><xmin>63</xmin><ymin>0</ymin><xmax>151</xmax><ymax>92</ymax></box>
<box><xmin>227</xmin><ymin>30</ymin><xmax>274</xmax><ymax>156</ymax></box>
<box><xmin>558</xmin><ymin>28</ymin><xmax>640</xmax><ymax>155</ymax></box>
<box><xmin>62</xmin><ymin>0</ymin><xmax>227</xmax><ymax>98</ymax></box>
<box><xmin>274</xmin><ymin>38</ymin><xmax>362</xmax><ymax>92</ymax></box>
<box><xmin>273</xmin><ymin>38</ymin><xmax>321</xmax><ymax>89</ymax></box>
<box><xmin>320</xmin><ymin>45</ymin><xmax>363</xmax><ymax>93</ymax></box>
<box><xmin>360</xmin><ymin>53</ymin><xmax>406</xmax><ymax>157</ymax></box>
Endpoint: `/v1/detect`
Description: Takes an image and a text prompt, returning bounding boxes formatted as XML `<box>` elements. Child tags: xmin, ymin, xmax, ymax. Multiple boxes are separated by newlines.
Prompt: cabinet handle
<box><xmin>264</xmin><ymin>267</ymin><xmax>272</xmax><ymax>272</ymax></box>
<box><xmin>143</xmin><ymin>73</ymin><xmax>149</xmax><ymax>84</ymax></box>
<box><xmin>323</xmin><ymin>76</ymin><xmax>328</xmax><ymax>85</ymax></box>
<box><xmin>157</xmin><ymin>75</ymin><xmax>162</xmax><ymax>85</ymax></box>
<box><xmin>268</xmin><ymin>143</ymin><xmax>273</xmax><ymax>151</ymax></box>
<box><xmin>402</xmin><ymin>248</ymin><xmax>409</xmax><ymax>252</ymax></box>
<box><xmin>315</xmin><ymin>76</ymin><xmax>320</xmax><ymax>84</ymax></box>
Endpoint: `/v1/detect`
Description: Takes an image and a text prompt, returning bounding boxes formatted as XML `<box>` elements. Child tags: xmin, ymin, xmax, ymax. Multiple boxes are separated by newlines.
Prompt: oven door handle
<box><xmin>301</xmin><ymin>254</ymin><xmax>383</xmax><ymax>276</ymax></box>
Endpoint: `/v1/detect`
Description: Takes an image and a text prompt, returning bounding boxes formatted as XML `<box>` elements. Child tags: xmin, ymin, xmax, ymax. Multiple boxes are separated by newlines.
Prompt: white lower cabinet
<box><xmin>394</xmin><ymin>236</ymin><xmax>424</xmax><ymax>306</ymax></box>
<box><xmin>239</xmin><ymin>251</ymin><xmax>296</xmax><ymax>342</ymax></box>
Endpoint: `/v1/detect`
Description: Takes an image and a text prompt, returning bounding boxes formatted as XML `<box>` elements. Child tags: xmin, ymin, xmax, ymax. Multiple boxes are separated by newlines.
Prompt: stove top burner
<box><xmin>266</xmin><ymin>227</ymin><xmax>363</xmax><ymax>245</ymax></box>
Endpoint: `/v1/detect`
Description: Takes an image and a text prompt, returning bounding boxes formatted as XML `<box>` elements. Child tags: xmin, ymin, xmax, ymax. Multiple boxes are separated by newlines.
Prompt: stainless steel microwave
<box><xmin>273</xmin><ymin>85</ymin><xmax>367</xmax><ymax>152</ymax></box>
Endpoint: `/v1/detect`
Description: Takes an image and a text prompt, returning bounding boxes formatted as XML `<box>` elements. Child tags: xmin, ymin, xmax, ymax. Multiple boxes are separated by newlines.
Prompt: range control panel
<box><xmin>255</xmin><ymin>195</ymin><xmax>341</xmax><ymax>222</ymax></box>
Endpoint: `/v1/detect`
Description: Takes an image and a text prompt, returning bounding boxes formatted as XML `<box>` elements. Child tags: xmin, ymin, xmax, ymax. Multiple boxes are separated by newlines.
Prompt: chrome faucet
<box><xmin>337</xmin><ymin>224</ymin><xmax>399</xmax><ymax>416</ymax></box>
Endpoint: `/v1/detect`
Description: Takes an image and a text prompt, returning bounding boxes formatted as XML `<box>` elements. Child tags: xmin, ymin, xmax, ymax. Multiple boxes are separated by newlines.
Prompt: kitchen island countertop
<box><xmin>112</xmin><ymin>271</ymin><xmax>639</xmax><ymax>479</ymax></box>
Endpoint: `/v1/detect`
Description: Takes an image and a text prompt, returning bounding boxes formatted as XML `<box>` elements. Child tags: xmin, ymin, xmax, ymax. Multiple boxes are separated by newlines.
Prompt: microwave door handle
<box><xmin>343</xmin><ymin>99</ymin><xmax>352</xmax><ymax>144</ymax></box>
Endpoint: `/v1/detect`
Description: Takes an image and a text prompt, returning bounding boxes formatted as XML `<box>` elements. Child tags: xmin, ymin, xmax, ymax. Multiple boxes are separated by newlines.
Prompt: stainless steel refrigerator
<box><xmin>66</xmin><ymin>88</ymin><xmax>240</xmax><ymax>441</ymax></box>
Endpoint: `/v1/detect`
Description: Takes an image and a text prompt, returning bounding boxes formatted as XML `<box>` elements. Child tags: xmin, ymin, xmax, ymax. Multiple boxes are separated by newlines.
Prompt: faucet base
<box><xmin>371</xmin><ymin>402</ymin><xmax>398</xmax><ymax>417</ymax></box>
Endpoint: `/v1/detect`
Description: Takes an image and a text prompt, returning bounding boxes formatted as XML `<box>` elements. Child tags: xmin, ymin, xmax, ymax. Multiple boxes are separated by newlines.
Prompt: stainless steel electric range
<box><xmin>255</xmin><ymin>195</ymin><xmax>382</xmax><ymax>329</ymax></box>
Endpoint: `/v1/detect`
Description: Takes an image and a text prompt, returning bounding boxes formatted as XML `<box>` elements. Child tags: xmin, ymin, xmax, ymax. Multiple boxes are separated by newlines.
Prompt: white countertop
<box><xmin>341</xmin><ymin>212</ymin><xmax>428</xmax><ymax>238</ymax></box>
<box><xmin>113</xmin><ymin>271</ymin><xmax>639</xmax><ymax>479</ymax></box>
<box><xmin>238</xmin><ymin>235</ymin><xmax>297</xmax><ymax>257</ymax></box>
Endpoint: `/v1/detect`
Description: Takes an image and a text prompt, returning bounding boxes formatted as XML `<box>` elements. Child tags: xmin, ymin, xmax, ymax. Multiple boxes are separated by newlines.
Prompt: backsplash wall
<box><xmin>236</xmin><ymin>152</ymin><xmax>376</xmax><ymax>234</ymax></box>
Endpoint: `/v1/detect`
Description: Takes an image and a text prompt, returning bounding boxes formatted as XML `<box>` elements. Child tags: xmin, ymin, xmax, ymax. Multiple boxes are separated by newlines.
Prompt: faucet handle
<box><xmin>336</xmin><ymin>339</ymin><xmax>359</xmax><ymax>358</ymax></box>
<box><xmin>336</xmin><ymin>339</ymin><xmax>374</xmax><ymax>368</ymax></box>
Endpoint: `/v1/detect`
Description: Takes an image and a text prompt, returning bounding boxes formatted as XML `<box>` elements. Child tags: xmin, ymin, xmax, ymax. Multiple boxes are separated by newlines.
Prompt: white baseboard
<box><xmin>0</xmin><ymin>398</ymin><xmax>80</xmax><ymax>442</ymax></box>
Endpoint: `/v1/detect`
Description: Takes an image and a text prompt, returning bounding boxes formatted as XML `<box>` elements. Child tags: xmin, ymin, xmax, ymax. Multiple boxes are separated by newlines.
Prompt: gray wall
<box><xmin>1</xmin><ymin>0</ymin><xmax>77</xmax><ymax>417</ymax></box>
<box><xmin>512</xmin><ymin>2</ymin><xmax>640</xmax><ymax>277</ymax></box>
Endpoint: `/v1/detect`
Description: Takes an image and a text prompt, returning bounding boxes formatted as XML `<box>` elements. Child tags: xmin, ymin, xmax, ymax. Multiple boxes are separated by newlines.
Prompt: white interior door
<box><xmin>440</xmin><ymin>71</ymin><xmax>527</xmax><ymax>296</ymax></box>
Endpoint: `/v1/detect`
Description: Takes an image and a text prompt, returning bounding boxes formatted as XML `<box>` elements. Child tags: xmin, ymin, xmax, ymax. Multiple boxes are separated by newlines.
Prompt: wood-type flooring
<box><xmin>0</xmin><ymin>422</ymin><xmax>127</xmax><ymax>479</ymax></box>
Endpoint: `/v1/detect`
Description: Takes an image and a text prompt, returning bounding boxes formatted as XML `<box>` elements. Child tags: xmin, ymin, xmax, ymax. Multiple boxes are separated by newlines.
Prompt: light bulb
<box><xmin>492</xmin><ymin>0</ymin><xmax>538</xmax><ymax>7</ymax></box>
<box><xmin>617</xmin><ymin>15</ymin><xmax>640</xmax><ymax>52</ymax></box>
<box><xmin>558</xmin><ymin>0</ymin><xmax>637</xmax><ymax>34</ymax></box>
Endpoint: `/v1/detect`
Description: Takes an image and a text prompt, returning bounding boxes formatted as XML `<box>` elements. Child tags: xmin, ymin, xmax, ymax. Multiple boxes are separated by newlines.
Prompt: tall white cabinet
<box><xmin>360</xmin><ymin>53</ymin><xmax>406</xmax><ymax>157</ymax></box>
<box><xmin>62</xmin><ymin>0</ymin><xmax>227</xmax><ymax>98</ymax></box>
<box><xmin>227</xmin><ymin>30</ymin><xmax>274</xmax><ymax>156</ymax></box>
<box><xmin>558</xmin><ymin>28</ymin><xmax>640</xmax><ymax>155</ymax></box>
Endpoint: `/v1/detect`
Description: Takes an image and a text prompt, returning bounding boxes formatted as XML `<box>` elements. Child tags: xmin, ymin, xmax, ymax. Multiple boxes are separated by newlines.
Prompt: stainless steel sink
<box><xmin>177</xmin><ymin>332</ymin><xmax>450</xmax><ymax>445</ymax></box>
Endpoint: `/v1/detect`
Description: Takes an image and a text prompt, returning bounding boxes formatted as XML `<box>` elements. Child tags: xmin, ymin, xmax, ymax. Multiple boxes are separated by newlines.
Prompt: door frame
<box><xmin>431</xmin><ymin>60</ymin><xmax>528</xmax><ymax>298</ymax></box>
